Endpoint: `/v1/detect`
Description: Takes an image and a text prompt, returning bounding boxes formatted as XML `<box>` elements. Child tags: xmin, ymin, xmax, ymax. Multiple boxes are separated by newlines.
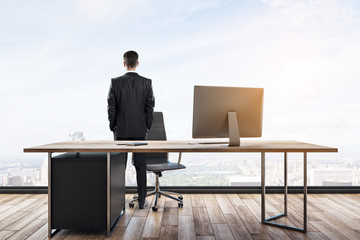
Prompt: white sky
<box><xmin>1</xmin><ymin>0</ymin><xmax>360</xmax><ymax>160</ymax></box>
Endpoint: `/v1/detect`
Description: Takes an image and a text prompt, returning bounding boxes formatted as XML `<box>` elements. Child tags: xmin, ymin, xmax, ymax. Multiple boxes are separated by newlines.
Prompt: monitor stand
<box><xmin>197</xmin><ymin>112</ymin><xmax>241</xmax><ymax>146</ymax></box>
<box><xmin>228</xmin><ymin>112</ymin><xmax>240</xmax><ymax>146</ymax></box>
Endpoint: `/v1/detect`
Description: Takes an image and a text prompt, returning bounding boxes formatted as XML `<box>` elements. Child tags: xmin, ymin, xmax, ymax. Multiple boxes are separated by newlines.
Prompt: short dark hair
<box><xmin>123</xmin><ymin>50</ymin><xmax>139</xmax><ymax>68</ymax></box>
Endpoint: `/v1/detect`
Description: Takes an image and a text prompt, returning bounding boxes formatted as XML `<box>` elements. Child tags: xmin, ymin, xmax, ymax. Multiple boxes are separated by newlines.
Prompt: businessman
<box><xmin>107</xmin><ymin>50</ymin><xmax>155</xmax><ymax>209</ymax></box>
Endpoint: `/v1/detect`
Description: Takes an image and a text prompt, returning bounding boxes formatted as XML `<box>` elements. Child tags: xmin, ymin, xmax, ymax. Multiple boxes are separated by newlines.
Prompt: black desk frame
<box><xmin>48</xmin><ymin>152</ymin><xmax>125</xmax><ymax>237</ymax></box>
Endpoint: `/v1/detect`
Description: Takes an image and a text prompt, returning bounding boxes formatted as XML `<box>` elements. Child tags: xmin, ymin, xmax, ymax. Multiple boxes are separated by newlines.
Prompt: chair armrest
<box><xmin>177</xmin><ymin>152</ymin><xmax>182</xmax><ymax>164</ymax></box>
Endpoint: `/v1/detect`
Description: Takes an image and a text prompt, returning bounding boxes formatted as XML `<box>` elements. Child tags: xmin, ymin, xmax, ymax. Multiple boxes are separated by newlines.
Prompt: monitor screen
<box><xmin>192</xmin><ymin>85</ymin><xmax>264</xmax><ymax>144</ymax></box>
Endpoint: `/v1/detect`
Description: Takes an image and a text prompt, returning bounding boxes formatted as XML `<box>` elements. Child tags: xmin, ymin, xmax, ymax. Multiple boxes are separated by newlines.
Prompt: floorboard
<box><xmin>0</xmin><ymin>194</ymin><xmax>359</xmax><ymax>239</ymax></box>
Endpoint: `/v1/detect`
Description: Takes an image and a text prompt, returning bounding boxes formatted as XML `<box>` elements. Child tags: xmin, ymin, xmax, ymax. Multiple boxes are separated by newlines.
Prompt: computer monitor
<box><xmin>192</xmin><ymin>85</ymin><xmax>264</xmax><ymax>146</ymax></box>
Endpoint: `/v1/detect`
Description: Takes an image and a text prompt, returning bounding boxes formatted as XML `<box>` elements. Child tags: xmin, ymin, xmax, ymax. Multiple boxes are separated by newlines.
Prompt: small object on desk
<box><xmin>116</xmin><ymin>142</ymin><xmax>148</xmax><ymax>146</ymax></box>
<box><xmin>199</xmin><ymin>141</ymin><xmax>229</xmax><ymax>144</ymax></box>
<box><xmin>126</xmin><ymin>142</ymin><xmax>148</xmax><ymax>146</ymax></box>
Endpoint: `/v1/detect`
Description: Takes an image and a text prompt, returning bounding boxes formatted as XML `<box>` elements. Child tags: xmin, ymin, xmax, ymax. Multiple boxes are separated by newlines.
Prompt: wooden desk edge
<box><xmin>23</xmin><ymin>140</ymin><xmax>338</xmax><ymax>153</ymax></box>
<box><xmin>24</xmin><ymin>148</ymin><xmax>338</xmax><ymax>153</ymax></box>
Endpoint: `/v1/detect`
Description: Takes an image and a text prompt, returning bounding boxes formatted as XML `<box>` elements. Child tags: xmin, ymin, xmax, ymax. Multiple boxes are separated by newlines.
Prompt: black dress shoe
<box><xmin>138</xmin><ymin>200</ymin><xmax>148</xmax><ymax>209</ymax></box>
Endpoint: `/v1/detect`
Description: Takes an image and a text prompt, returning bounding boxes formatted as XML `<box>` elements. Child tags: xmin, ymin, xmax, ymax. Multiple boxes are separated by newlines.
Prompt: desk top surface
<box><xmin>24</xmin><ymin>140</ymin><xmax>338</xmax><ymax>153</ymax></box>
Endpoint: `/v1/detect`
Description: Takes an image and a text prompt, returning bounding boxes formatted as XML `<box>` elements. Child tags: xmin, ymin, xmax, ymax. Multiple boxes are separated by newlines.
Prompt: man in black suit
<box><xmin>107</xmin><ymin>50</ymin><xmax>155</xmax><ymax>209</ymax></box>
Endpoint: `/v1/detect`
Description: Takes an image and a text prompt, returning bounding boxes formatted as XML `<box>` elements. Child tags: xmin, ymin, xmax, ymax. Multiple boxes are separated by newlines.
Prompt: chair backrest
<box><xmin>146</xmin><ymin>112</ymin><xmax>168</xmax><ymax>164</ymax></box>
<box><xmin>147</xmin><ymin>112</ymin><xmax>167</xmax><ymax>140</ymax></box>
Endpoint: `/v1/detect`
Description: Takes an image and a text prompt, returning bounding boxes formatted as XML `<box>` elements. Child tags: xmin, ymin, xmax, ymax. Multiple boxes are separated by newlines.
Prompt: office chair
<box><xmin>129</xmin><ymin>112</ymin><xmax>186</xmax><ymax>211</ymax></box>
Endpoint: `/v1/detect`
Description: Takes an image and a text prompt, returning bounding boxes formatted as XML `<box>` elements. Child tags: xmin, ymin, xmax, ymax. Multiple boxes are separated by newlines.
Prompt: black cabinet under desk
<box><xmin>51</xmin><ymin>152</ymin><xmax>126</xmax><ymax>231</ymax></box>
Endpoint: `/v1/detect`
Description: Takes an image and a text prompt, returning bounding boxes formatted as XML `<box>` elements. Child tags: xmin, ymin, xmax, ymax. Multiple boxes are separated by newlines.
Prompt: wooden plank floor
<box><xmin>1</xmin><ymin>194</ymin><xmax>360</xmax><ymax>239</ymax></box>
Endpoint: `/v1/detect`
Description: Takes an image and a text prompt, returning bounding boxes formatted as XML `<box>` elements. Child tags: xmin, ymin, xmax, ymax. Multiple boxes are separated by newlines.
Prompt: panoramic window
<box><xmin>1</xmin><ymin>0</ymin><xmax>359</xmax><ymax>187</ymax></box>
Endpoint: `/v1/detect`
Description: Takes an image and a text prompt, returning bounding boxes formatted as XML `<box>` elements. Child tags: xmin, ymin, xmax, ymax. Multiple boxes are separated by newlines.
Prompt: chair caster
<box><xmin>152</xmin><ymin>206</ymin><xmax>158</xmax><ymax>212</ymax></box>
<box><xmin>178</xmin><ymin>195</ymin><xmax>183</xmax><ymax>200</ymax></box>
<box><xmin>133</xmin><ymin>195</ymin><xmax>138</xmax><ymax>200</ymax></box>
<box><xmin>129</xmin><ymin>202</ymin><xmax>135</xmax><ymax>208</ymax></box>
<box><xmin>178</xmin><ymin>202</ymin><xmax>183</xmax><ymax>208</ymax></box>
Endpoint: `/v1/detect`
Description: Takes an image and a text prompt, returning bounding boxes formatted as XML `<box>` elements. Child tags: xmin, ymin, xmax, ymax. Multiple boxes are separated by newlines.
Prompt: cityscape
<box><xmin>3</xmin><ymin>132</ymin><xmax>357</xmax><ymax>187</ymax></box>
<box><xmin>2</xmin><ymin>152</ymin><xmax>359</xmax><ymax>187</ymax></box>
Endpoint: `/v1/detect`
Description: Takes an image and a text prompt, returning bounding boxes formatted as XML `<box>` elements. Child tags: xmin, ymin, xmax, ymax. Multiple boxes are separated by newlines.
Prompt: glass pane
<box><xmin>2</xmin><ymin>1</ymin><xmax>360</xmax><ymax>188</ymax></box>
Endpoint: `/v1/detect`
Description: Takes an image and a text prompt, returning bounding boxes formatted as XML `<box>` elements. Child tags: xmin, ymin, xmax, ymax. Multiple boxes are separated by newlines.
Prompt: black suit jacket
<box><xmin>107</xmin><ymin>72</ymin><xmax>155</xmax><ymax>138</ymax></box>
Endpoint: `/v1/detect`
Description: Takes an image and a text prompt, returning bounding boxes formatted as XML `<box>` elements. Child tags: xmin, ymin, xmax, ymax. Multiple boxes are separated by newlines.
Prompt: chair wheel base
<box><xmin>152</xmin><ymin>206</ymin><xmax>158</xmax><ymax>212</ymax></box>
<box><xmin>129</xmin><ymin>202</ymin><xmax>135</xmax><ymax>208</ymax></box>
<box><xmin>178</xmin><ymin>202</ymin><xmax>183</xmax><ymax>208</ymax></box>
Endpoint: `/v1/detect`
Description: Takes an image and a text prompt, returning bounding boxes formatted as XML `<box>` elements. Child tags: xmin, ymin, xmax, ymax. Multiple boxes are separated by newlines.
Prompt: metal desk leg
<box><xmin>304</xmin><ymin>152</ymin><xmax>307</xmax><ymax>232</ymax></box>
<box><xmin>261</xmin><ymin>152</ymin><xmax>265</xmax><ymax>223</ymax></box>
<box><xmin>262</xmin><ymin>152</ymin><xmax>308</xmax><ymax>233</ymax></box>
<box><xmin>48</xmin><ymin>152</ymin><xmax>52</xmax><ymax>237</ymax></box>
<box><xmin>284</xmin><ymin>152</ymin><xmax>287</xmax><ymax>215</ymax></box>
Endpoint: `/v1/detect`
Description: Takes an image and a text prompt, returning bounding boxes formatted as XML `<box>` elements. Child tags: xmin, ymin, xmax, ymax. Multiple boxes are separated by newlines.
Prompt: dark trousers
<box><xmin>115</xmin><ymin>135</ymin><xmax>147</xmax><ymax>204</ymax></box>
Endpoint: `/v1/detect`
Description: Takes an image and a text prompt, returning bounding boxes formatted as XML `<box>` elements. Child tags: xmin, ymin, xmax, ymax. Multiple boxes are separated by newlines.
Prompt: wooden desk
<box><xmin>24</xmin><ymin>140</ymin><xmax>337</xmax><ymax>236</ymax></box>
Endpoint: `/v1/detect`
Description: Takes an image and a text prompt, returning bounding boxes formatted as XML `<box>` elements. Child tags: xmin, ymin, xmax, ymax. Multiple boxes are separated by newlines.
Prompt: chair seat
<box><xmin>147</xmin><ymin>162</ymin><xmax>186</xmax><ymax>172</ymax></box>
